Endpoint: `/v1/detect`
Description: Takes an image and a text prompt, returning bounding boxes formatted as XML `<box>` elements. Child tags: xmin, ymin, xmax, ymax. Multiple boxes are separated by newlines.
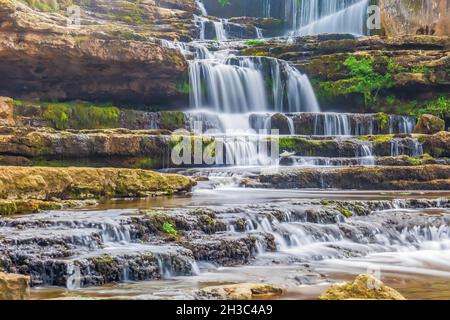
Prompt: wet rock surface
<box><xmin>0</xmin><ymin>198</ymin><xmax>448</xmax><ymax>288</ymax></box>
<box><xmin>243</xmin><ymin>165</ymin><xmax>450</xmax><ymax>190</ymax></box>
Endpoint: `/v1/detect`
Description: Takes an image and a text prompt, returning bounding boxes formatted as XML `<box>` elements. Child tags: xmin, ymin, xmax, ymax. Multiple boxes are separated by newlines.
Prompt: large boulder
<box><xmin>197</xmin><ymin>283</ymin><xmax>283</xmax><ymax>300</ymax></box>
<box><xmin>0</xmin><ymin>272</ymin><xmax>30</xmax><ymax>300</ymax></box>
<box><xmin>319</xmin><ymin>274</ymin><xmax>406</xmax><ymax>300</ymax></box>
<box><xmin>414</xmin><ymin>114</ymin><xmax>445</xmax><ymax>134</ymax></box>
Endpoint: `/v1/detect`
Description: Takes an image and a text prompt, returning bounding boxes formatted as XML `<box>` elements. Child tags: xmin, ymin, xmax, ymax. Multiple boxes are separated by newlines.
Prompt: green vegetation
<box><xmin>318</xmin><ymin>55</ymin><xmax>399</xmax><ymax>108</ymax></box>
<box><xmin>410</xmin><ymin>96</ymin><xmax>449</xmax><ymax>120</ymax></box>
<box><xmin>160</xmin><ymin>111</ymin><xmax>185</xmax><ymax>130</ymax></box>
<box><xmin>217</xmin><ymin>0</ymin><xmax>230</xmax><ymax>6</ymax></box>
<box><xmin>410</xmin><ymin>65</ymin><xmax>433</xmax><ymax>74</ymax></box>
<box><xmin>337</xmin><ymin>206</ymin><xmax>352</xmax><ymax>218</ymax></box>
<box><xmin>163</xmin><ymin>222</ymin><xmax>178</xmax><ymax>237</ymax></box>
<box><xmin>376</xmin><ymin>112</ymin><xmax>390</xmax><ymax>131</ymax></box>
<box><xmin>42</xmin><ymin>104</ymin><xmax>69</xmax><ymax>130</ymax></box>
<box><xmin>176</xmin><ymin>82</ymin><xmax>191</xmax><ymax>94</ymax></box>
<box><xmin>244</xmin><ymin>39</ymin><xmax>267</xmax><ymax>46</ymax></box>
<box><xmin>358</xmin><ymin>134</ymin><xmax>395</xmax><ymax>144</ymax></box>
<box><xmin>41</xmin><ymin>101</ymin><xmax>120</xmax><ymax>130</ymax></box>
<box><xmin>119</xmin><ymin>0</ymin><xmax>144</xmax><ymax>25</ymax></box>
<box><xmin>21</xmin><ymin>0</ymin><xmax>59</xmax><ymax>12</ymax></box>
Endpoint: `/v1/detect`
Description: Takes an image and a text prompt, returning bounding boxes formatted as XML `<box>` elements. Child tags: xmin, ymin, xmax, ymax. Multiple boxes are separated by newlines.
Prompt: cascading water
<box><xmin>281</xmin><ymin>0</ymin><xmax>370</xmax><ymax>36</ymax></box>
<box><xmin>189</xmin><ymin>56</ymin><xmax>320</xmax><ymax>114</ymax></box>
<box><xmin>289</xmin><ymin>0</ymin><xmax>370</xmax><ymax>36</ymax></box>
<box><xmin>164</xmin><ymin>0</ymin><xmax>418</xmax><ymax>168</ymax></box>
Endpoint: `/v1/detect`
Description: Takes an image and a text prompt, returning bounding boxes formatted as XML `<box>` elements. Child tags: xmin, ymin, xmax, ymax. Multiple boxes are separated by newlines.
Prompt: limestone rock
<box><xmin>319</xmin><ymin>274</ymin><xmax>406</xmax><ymax>300</ymax></box>
<box><xmin>414</xmin><ymin>114</ymin><xmax>445</xmax><ymax>134</ymax></box>
<box><xmin>0</xmin><ymin>0</ymin><xmax>190</xmax><ymax>106</ymax></box>
<box><xmin>0</xmin><ymin>97</ymin><xmax>15</xmax><ymax>126</ymax></box>
<box><xmin>0</xmin><ymin>166</ymin><xmax>194</xmax><ymax>200</ymax></box>
<box><xmin>380</xmin><ymin>0</ymin><xmax>450</xmax><ymax>36</ymax></box>
<box><xmin>0</xmin><ymin>272</ymin><xmax>30</xmax><ymax>300</ymax></box>
<box><xmin>197</xmin><ymin>283</ymin><xmax>283</xmax><ymax>300</ymax></box>
<box><xmin>244</xmin><ymin>165</ymin><xmax>450</xmax><ymax>190</ymax></box>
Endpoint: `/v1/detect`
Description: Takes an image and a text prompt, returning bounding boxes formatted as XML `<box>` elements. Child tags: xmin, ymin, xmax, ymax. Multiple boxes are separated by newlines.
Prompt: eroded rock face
<box><xmin>0</xmin><ymin>0</ymin><xmax>190</xmax><ymax>106</ymax></box>
<box><xmin>319</xmin><ymin>274</ymin><xmax>406</xmax><ymax>300</ymax></box>
<box><xmin>381</xmin><ymin>0</ymin><xmax>450</xmax><ymax>36</ymax></box>
<box><xmin>414</xmin><ymin>114</ymin><xmax>446</xmax><ymax>134</ymax></box>
<box><xmin>0</xmin><ymin>272</ymin><xmax>30</xmax><ymax>300</ymax></box>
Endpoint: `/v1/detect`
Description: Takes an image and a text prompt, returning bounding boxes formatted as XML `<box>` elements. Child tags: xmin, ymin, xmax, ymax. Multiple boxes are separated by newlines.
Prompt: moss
<box><xmin>0</xmin><ymin>167</ymin><xmax>193</xmax><ymax>201</ymax></box>
<box><xmin>337</xmin><ymin>206</ymin><xmax>352</xmax><ymax>218</ymax></box>
<box><xmin>73</xmin><ymin>35</ymin><xmax>90</xmax><ymax>44</ymax></box>
<box><xmin>244</xmin><ymin>39</ymin><xmax>267</xmax><ymax>46</ymax></box>
<box><xmin>376</xmin><ymin>112</ymin><xmax>389</xmax><ymax>131</ymax></box>
<box><xmin>110</xmin><ymin>30</ymin><xmax>149</xmax><ymax>42</ymax></box>
<box><xmin>42</xmin><ymin>104</ymin><xmax>70</xmax><ymax>129</ymax></box>
<box><xmin>132</xmin><ymin>157</ymin><xmax>161</xmax><ymax>169</ymax></box>
<box><xmin>175</xmin><ymin>81</ymin><xmax>191</xmax><ymax>94</ymax></box>
<box><xmin>115</xmin><ymin>0</ymin><xmax>144</xmax><ymax>25</ymax></box>
<box><xmin>159</xmin><ymin>111</ymin><xmax>185</xmax><ymax>131</ymax></box>
<box><xmin>21</xmin><ymin>0</ymin><xmax>60</xmax><ymax>12</ymax></box>
<box><xmin>319</xmin><ymin>274</ymin><xmax>406</xmax><ymax>300</ymax></box>
<box><xmin>407</xmin><ymin>157</ymin><xmax>423</xmax><ymax>166</ymax></box>
<box><xmin>90</xmin><ymin>255</ymin><xmax>115</xmax><ymax>273</ymax></box>
<box><xmin>0</xmin><ymin>199</ymin><xmax>63</xmax><ymax>215</ymax></box>
<box><xmin>318</xmin><ymin>55</ymin><xmax>397</xmax><ymax>108</ymax></box>
<box><xmin>240</xmin><ymin>47</ymin><xmax>270</xmax><ymax>56</ymax></box>
<box><xmin>72</xmin><ymin>104</ymin><xmax>120</xmax><ymax>129</ymax></box>
<box><xmin>41</xmin><ymin>101</ymin><xmax>120</xmax><ymax>130</ymax></box>
<box><xmin>358</xmin><ymin>134</ymin><xmax>394</xmax><ymax>144</ymax></box>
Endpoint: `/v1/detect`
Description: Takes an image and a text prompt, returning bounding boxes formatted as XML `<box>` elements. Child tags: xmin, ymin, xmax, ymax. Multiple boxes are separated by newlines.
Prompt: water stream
<box><xmin>3</xmin><ymin>0</ymin><xmax>448</xmax><ymax>301</ymax></box>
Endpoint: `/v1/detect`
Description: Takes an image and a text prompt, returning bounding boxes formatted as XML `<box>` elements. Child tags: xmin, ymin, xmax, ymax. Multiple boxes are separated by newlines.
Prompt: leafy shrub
<box><xmin>410</xmin><ymin>96</ymin><xmax>449</xmax><ymax>119</ymax></box>
<box><xmin>163</xmin><ymin>222</ymin><xmax>177</xmax><ymax>237</ymax></box>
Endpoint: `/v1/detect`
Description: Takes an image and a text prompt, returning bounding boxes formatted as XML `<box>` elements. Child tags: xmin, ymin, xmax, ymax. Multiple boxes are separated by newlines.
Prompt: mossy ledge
<box><xmin>0</xmin><ymin>167</ymin><xmax>194</xmax><ymax>200</ymax></box>
<box><xmin>243</xmin><ymin>165</ymin><xmax>450</xmax><ymax>190</ymax></box>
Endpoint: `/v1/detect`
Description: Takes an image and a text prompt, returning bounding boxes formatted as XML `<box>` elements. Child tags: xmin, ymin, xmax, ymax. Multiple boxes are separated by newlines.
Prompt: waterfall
<box><xmin>194</xmin><ymin>15</ymin><xmax>207</xmax><ymax>40</ymax></box>
<box><xmin>190</xmin><ymin>56</ymin><xmax>320</xmax><ymax>113</ymax></box>
<box><xmin>213</xmin><ymin>19</ymin><xmax>229</xmax><ymax>41</ymax></box>
<box><xmin>284</xmin><ymin>0</ymin><xmax>369</xmax><ymax>36</ymax></box>
<box><xmin>286</xmin><ymin>64</ymin><xmax>320</xmax><ymax>113</ymax></box>
<box><xmin>390</xmin><ymin>138</ymin><xmax>424</xmax><ymax>157</ymax></box>
<box><xmin>189</xmin><ymin>58</ymin><xmax>269</xmax><ymax>113</ymax></box>
<box><xmin>358</xmin><ymin>143</ymin><xmax>375</xmax><ymax>166</ymax></box>
<box><xmin>255</xmin><ymin>27</ymin><xmax>263</xmax><ymax>38</ymax></box>
<box><xmin>196</xmin><ymin>0</ymin><xmax>208</xmax><ymax>16</ymax></box>
<box><xmin>214</xmin><ymin>135</ymin><xmax>275</xmax><ymax>166</ymax></box>
<box><xmin>263</xmin><ymin>0</ymin><xmax>271</xmax><ymax>17</ymax></box>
